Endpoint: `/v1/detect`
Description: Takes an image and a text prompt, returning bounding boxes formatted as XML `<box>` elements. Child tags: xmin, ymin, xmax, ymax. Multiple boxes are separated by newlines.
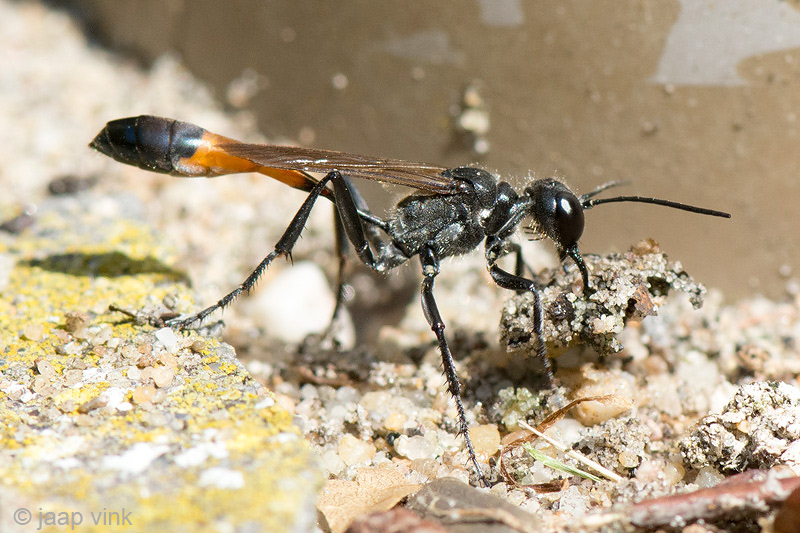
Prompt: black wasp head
<box><xmin>521</xmin><ymin>177</ymin><xmax>731</xmax><ymax>296</ymax></box>
<box><xmin>524</xmin><ymin>179</ymin><xmax>591</xmax><ymax>292</ymax></box>
<box><xmin>524</xmin><ymin>180</ymin><xmax>585</xmax><ymax>250</ymax></box>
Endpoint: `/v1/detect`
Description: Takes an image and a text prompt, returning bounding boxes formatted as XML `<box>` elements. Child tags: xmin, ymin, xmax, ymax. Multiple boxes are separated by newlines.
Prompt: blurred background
<box><xmin>25</xmin><ymin>1</ymin><xmax>800</xmax><ymax>299</ymax></box>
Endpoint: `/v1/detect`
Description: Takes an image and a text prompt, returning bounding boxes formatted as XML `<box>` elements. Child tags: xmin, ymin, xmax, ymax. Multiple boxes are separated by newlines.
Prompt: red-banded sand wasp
<box><xmin>91</xmin><ymin>115</ymin><xmax>730</xmax><ymax>484</ymax></box>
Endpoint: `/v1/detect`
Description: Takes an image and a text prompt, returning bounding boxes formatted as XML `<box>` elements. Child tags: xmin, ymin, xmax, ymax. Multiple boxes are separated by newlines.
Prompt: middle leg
<box><xmin>419</xmin><ymin>247</ymin><xmax>487</xmax><ymax>486</ymax></box>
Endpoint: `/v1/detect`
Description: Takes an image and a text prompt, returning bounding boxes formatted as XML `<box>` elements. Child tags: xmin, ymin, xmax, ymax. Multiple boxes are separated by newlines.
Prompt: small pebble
<box><xmin>52</xmin><ymin>328</ymin><xmax>71</xmax><ymax>343</ymax></box>
<box><xmin>89</xmin><ymin>325</ymin><xmax>113</xmax><ymax>345</ymax></box>
<box><xmin>663</xmin><ymin>460</ymin><xmax>685</xmax><ymax>485</ymax></box>
<box><xmin>8</xmin><ymin>386</ymin><xmax>30</xmax><ymax>402</ymax></box>
<box><xmin>321</xmin><ymin>449</ymin><xmax>345</xmax><ymax>476</ymax></box>
<box><xmin>136</xmin><ymin>352</ymin><xmax>156</xmax><ymax>368</ymax></box>
<box><xmin>32</xmin><ymin>375</ymin><xmax>54</xmax><ymax>395</ymax></box>
<box><xmin>126</xmin><ymin>366</ymin><xmax>142</xmax><ymax>381</ymax></box>
<box><xmin>395</xmin><ymin>435</ymin><xmax>437</xmax><ymax>461</ymax></box>
<box><xmin>77</xmin><ymin>395</ymin><xmax>107</xmax><ymax>414</ymax></box>
<box><xmin>572</xmin><ymin>373</ymin><xmax>636</xmax><ymax>426</ymax></box>
<box><xmin>22</xmin><ymin>323</ymin><xmax>44</xmax><ymax>341</ymax></box>
<box><xmin>140</xmin><ymin>367</ymin><xmax>156</xmax><ymax>382</ymax></box>
<box><xmin>56</xmin><ymin>341</ymin><xmax>83</xmax><ymax>356</ymax></box>
<box><xmin>335</xmin><ymin>386</ymin><xmax>359</xmax><ymax>403</ymax></box>
<box><xmin>618</xmin><ymin>450</ymin><xmax>641</xmax><ymax>468</ymax></box>
<box><xmin>102</xmin><ymin>388</ymin><xmax>127</xmax><ymax>410</ymax></box>
<box><xmin>119</xmin><ymin>344</ymin><xmax>138</xmax><ymax>360</ymax></box>
<box><xmin>337</xmin><ymin>434</ymin><xmax>376</xmax><ymax>466</ymax></box>
<box><xmin>158</xmin><ymin>352</ymin><xmax>178</xmax><ymax>368</ymax></box>
<box><xmin>67</xmin><ymin>357</ymin><xmax>87</xmax><ymax>370</ymax></box>
<box><xmin>631</xmin><ymin>238</ymin><xmax>660</xmax><ymax>255</ymax></box>
<box><xmin>469</xmin><ymin>424</ymin><xmax>501</xmax><ymax>456</ymax></box>
<box><xmin>591</xmin><ymin>315</ymin><xmax>621</xmax><ymax>335</ymax></box>
<box><xmin>58</xmin><ymin>399</ymin><xmax>76</xmax><ymax>413</ymax></box>
<box><xmin>635</xmin><ymin>458</ymin><xmax>666</xmax><ymax>483</ymax></box>
<box><xmin>384</xmin><ymin>412</ymin><xmax>407</xmax><ymax>432</ymax></box>
<box><xmin>359</xmin><ymin>390</ymin><xmax>391</xmax><ymax>411</ymax></box>
<box><xmin>132</xmin><ymin>385</ymin><xmax>156</xmax><ymax>405</ymax></box>
<box><xmin>190</xmin><ymin>340</ymin><xmax>207</xmax><ymax>353</ymax></box>
<box><xmin>574</xmin><ymin>396</ymin><xmax>634</xmax><ymax>426</ymax></box>
<box><xmin>93</xmin><ymin>345</ymin><xmax>110</xmax><ymax>360</ymax></box>
<box><xmin>154</xmin><ymin>327</ymin><xmax>179</xmax><ymax>353</ymax></box>
<box><xmin>151</xmin><ymin>366</ymin><xmax>175</xmax><ymax>388</ymax></box>
<box><xmin>272</xmin><ymin>393</ymin><xmax>294</xmax><ymax>412</ymax></box>
<box><xmin>407</xmin><ymin>458</ymin><xmax>442</xmax><ymax>480</ymax></box>
<box><xmin>558</xmin><ymin>485</ymin><xmax>590</xmax><ymax>518</ymax></box>
<box><xmin>151</xmin><ymin>389</ymin><xmax>167</xmax><ymax>404</ymax></box>
<box><xmin>64</xmin><ymin>311</ymin><xmax>90</xmax><ymax>338</ymax></box>
<box><xmin>695</xmin><ymin>466</ymin><xmax>724</xmax><ymax>488</ymax></box>
<box><xmin>35</xmin><ymin>359</ymin><xmax>56</xmax><ymax>379</ymax></box>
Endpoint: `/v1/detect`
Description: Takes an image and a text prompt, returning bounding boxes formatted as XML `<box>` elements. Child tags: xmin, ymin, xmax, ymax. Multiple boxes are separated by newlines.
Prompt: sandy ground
<box><xmin>3</xmin><ymin>2</ymin><xmax>800</xmax><ymax>532</ymax></box>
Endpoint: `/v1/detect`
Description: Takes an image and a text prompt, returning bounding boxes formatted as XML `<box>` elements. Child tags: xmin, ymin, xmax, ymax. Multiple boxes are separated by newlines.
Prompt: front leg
<box><xmin>506</xmin><ymin>241</ymin><xmax>533</xmax><ymax>279</ymax></box>
<box><xmin>485</xmin><ymin>237</ymin><xmax>551</xmax><ymax>382</ymax></box>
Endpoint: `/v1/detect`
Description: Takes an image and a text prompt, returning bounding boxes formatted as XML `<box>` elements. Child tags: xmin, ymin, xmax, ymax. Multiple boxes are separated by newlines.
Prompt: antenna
<box><xmin>580</xmin><ymin>183</ymin><xmax>731</xmax><ymax>218</ymax></box>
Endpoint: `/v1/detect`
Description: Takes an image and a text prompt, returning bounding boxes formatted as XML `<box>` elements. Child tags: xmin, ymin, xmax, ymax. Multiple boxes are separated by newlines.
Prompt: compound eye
<box><xmin>554</xmin><ymin>192</ymin><xmax>584</xmax><ymax>247</ymax></box>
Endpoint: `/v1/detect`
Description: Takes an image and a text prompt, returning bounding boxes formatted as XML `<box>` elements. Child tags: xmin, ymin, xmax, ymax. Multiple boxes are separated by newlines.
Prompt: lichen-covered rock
<box><xmin>0</xmin><ymin>190</ymin><xmax>323</xmax><ymax>532</ymax></box>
